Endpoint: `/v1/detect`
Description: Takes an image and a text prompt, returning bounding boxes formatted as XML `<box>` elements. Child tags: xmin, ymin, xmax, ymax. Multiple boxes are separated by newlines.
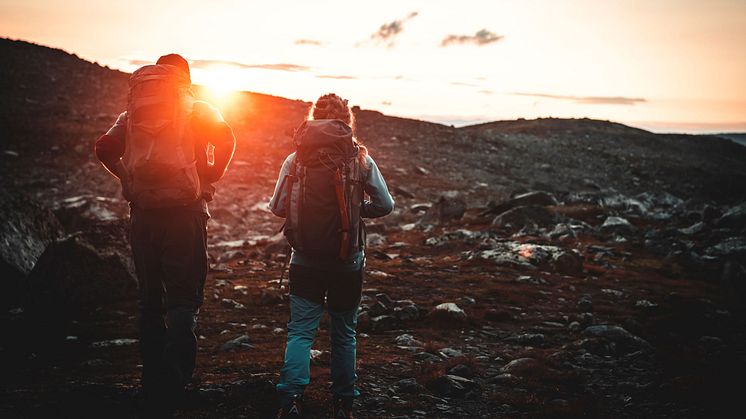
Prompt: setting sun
<box><xmin>193</xmin><ymin>65</ymin><xmax>242</xmax><ymax>109</ymax></box>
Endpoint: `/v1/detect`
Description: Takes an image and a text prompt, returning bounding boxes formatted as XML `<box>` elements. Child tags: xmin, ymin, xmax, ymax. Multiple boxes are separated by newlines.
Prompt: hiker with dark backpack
<box><xmin>94</xmin><ymin>54</ymin><xmax>236</xmax><ymax>417</ymax></box>
<box><xmin>270</xmin><ymin>94</ymin><xmax>394</xmax><ymax>419</ymax></box>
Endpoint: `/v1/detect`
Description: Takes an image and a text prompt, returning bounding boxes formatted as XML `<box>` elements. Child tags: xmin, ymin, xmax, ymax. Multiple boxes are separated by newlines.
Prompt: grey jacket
<box><xmin>269</xmin><ymin>152</ymin><xmax>394</xmax><ymax>270</ymax></box>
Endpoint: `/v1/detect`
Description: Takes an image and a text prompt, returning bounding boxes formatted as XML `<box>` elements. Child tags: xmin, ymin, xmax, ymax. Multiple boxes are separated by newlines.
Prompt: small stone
<box><xmin>583</xmin><ymin>325</ymin><xmax>652</xmax><ymax>352</ymax></box>
<box><xmin>414</xmin><ymin>166</ymin><xmax>430</xmax><ymax>175</ymax></box>
<box><xmin>394</xmin><ymin>334</ymin><xmax>423</xmax><ymax>347</ymax></box>
<box><xmin>90</xmin><ymin>338</ymin><xmax>138</xmax><ymax>348</ymax></box>
<box><xmin>507</xmin><ymin>333</ymin><xmax>546</xmax><ymax>346</ymax></box>
<box><xmin>220</xmin><ymin>334</ymin><xmax>252</xmax><ymax>352</ymax></box>
<box><xmin>221</xmin><ymin>298</ymin><xmax>245</xmax><ymax>309</ymax></box>
<box><xmin>393</xmin><ymin>377</ymin><xmax>422</xmax><ymax>393</ymax></box>
<box><xmin>579</xmin><ymin>312</ymin><xmax>595</xmax><ymax>327</ymax></box>
<box><xmin>81</xmin><ymin>358</ymin><xmax>112</xmax><ymax>367</ymax></box>
<box><xmin>635</xmin><ymin>299</ymin><xmax>657</xmax><ymax>308</ymax></box>
<box><xmin>448</xmin><ymin>364</ymin><xmax>474</xmax><ymax>378</ymax></box>
<box><xmin>370</xmin><ymin>315</ymin><xmax>397</xmax><ymax>332</ymax></box>
<box><xmin>375</xmin><ymin>293</ymin><xmax>395</xmax><ymax>307</ymax></box>
<box><xmin>438</xmin><ymin>347</ymin><xmax>464</xmax><ymax>358</ymax></box>
<box><xmin>394</xmin><ymin>186</ymin><xmax>416</xmax><ymax>199</ymax></box>
<box><xmin>460</xmin><ymin>296</ymin><xmax>476</xmax><ymax>305</ymax></box>
<box><xmin>500</xmin><ymin>358</ymin><xmax>541</xmax><ymax>376</ymax></box>
<box><xmin>430</xmin><ymin>302</ymin><xmax>467</xmax><ymax>322</ymax></box>
<box><xmin>394</xmin><ymin>304</ymin><xmax>419</xmax><ymax>321</ymax></box>
<box><xmin>366</xmin><ymin>233</ymin><xmax>386</xmax><ymax>247</ymax></box>
<box><xmin>600</xmin><ymin>216</ymin><xmax>636</xmax><ymax>235</ymax></box>
<box><xmin>487</xmin><ymin>373</ymin><xmax>520</xmax><ymax>386</ymax></box>
<box><xmin>577</xmin><ymin>297</ymin><xmax>593</xmax><ymax>312</ymax></box>
<box><xmin>428</xmin><ymin>375</ymin><xmax>479</xmax><ymax>397</ymax></box>
<box><xmin>260</xmin><ymin>289</ymin><xmax>284</xmax><ymax>305</ymax></box>
<box><xmin>368</xmin><ymin>300</ymin><xmax>390</xmax><ymax>317</ymax></box>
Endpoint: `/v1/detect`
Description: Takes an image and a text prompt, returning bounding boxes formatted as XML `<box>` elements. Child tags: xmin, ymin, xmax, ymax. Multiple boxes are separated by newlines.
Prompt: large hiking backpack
<box><xmin>279</xmin><ymin>119</ymin><xmax>365</xmax><ymax>261</ymax></box>
<box><xmin>121</xmin><ymin>64</ymin><xmax>199</xmax><ymax>208</ymax></box>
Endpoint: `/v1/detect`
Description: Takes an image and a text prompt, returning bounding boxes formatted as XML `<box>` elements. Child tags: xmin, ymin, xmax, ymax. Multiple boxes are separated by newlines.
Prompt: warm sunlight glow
<box><xmin>2</xmin><ymin>0</ymin><xmax>745</xmax><ymax>132</ymax></box>
<box><xmin>193</xmin><ymin>66</ymin><xmax>241</xmax><ymax>110</ymax></box>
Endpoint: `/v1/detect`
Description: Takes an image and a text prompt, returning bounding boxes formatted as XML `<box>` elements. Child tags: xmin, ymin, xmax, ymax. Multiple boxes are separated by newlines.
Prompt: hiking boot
<box><xmin>277</xmin><ymin>395</ymin><xmax>303</xmax><ymax>419</ymax></box>
<box><xmin>331</xmin><ymin>396</ymin><xmax>354</xmax><ymax>419</ymax></box>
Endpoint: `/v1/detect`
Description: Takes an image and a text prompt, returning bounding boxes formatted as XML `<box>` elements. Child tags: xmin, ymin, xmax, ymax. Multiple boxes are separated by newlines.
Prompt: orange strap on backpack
<box><xmin>334</xmin><ymin>168</ymin><xmax>351</xmax><ymax>260</ymax></box>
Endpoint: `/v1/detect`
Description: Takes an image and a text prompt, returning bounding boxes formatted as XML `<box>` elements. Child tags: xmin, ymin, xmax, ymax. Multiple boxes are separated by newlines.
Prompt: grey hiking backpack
<box><xmin>276</xmin><ymin>119</ymin><xmax>365</xmax><ymax>261</ymax></box>
<box><xmin>121</xmin><ymin>64</ymin><xmax>199</xmax><ymax>208</ymax></box>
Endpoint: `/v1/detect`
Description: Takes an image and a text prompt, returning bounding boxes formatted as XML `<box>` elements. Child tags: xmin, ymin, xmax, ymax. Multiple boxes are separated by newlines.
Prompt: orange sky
<box><xmin>1</xmin><ymin>0</ymin><xmax>745</xmax><ymax>132</ymax></box>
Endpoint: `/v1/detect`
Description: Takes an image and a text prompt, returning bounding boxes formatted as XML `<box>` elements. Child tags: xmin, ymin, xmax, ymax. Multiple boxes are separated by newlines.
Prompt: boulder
<box><xmin>26</xmin><ymin>220</ymin><xmax>136</xmax><ymax>312</ymax></box>
<box><xmin>469</xmin><ymin>242</ymin><xmax>583</xmax><ymax>276</ymax></box>
<box><xmin>0</xmin><ymin>189</ymin><xmax>62</xmax><ymax>307</ymax></box>
<box><xmin>52</xmin><ymin>194</ymin><xmax>128</xmax><ymax>231</ymax></box>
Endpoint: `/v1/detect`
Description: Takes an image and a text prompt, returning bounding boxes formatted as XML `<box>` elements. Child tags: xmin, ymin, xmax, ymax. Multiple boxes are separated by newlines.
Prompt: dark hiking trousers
<box><xmin>130</xmin><ymin>207</ymin><xmax>208</xmax><ymax>410</ymax></box>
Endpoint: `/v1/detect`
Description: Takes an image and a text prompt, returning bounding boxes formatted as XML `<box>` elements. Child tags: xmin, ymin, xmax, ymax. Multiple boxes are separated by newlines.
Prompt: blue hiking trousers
<box><xmin>276</xmin><ymin>263</ymin><xmax>363</xmax><ymax>404</ymax></box>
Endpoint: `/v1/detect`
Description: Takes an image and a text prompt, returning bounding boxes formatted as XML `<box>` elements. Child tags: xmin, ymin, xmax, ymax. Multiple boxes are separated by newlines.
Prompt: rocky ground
<box><xmin>2</xmin><ymin>38</ymin><xmax>746</xmax><ymax>418</ymax></box>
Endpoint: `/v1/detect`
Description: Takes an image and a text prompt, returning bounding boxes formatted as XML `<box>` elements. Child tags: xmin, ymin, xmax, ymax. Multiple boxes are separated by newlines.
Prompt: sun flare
<box><xmin>193</xmin><ymin>66</ymin><xmax>243</xmax><ymax>109</ymax></box>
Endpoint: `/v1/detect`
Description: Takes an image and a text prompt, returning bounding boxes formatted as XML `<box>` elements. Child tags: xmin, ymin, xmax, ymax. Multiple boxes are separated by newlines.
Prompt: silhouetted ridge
<box><xmin>460</xmin><ymin>117</ymin><xmax>651</xmax><ymax>137</ymax></box>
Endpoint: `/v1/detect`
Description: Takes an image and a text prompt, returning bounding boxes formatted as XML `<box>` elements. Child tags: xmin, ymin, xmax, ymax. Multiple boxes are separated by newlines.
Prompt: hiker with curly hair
<box><xmin>269</xmin><ymin>94</ymin><xmax>394</xmax><ymax>418</ymax></box>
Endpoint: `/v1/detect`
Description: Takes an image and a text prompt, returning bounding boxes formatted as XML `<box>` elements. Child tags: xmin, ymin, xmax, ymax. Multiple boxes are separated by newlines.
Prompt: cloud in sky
<box><xmin>369</xmin><ymin>11</ymin><xmax>418</xmax><ymax>47</ymax></box>
<box><xmin>128</xmin><ymin>58</ymin><xmax>311</xmax><ymax>72</ymax></box>
<box><xmin>512</xmin><ymin>92</ymin><xmax>647</xmax><ymax>105</ymax></box>
<box><xmin>316</xmin><ymin>75</ymin><xmax>358</xmax><ymax>80</ymax></box>
<box><xmin>128</xmin><ymin>59</ymin><xmax>151</xmax><ymax>66</ymax></box>
<box><xmin>190</xmin><ymin>60</ymin><xmax>310</xmax><ymax>72</ymax></box>
<box><xmin>295</xmin><ymin>39</ymin><xmax>323</xmax><ymax>46</ymax></box>
<box><xmin>441</xmin><ymin>29</ymin><xmax>503</xmax><ymax>47</ymax></box>
<box><xmin>449</xmin><ymin>81</ymin><xmax>480</xmax><ymax>88</ymax></box>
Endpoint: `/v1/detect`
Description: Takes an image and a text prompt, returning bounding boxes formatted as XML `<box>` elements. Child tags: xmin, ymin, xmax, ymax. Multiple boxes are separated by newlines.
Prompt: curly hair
<box><xmin>309</xmin><ymin>93</ymin><xmax>368</xmax><ymax>167</ymax></box>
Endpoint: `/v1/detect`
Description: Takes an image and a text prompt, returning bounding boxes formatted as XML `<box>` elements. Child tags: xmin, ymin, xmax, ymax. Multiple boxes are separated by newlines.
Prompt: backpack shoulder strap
<box><xmin>284</xmin><ymin>157</ymin><xmax>305</xmax><ymax>252</ymax></box>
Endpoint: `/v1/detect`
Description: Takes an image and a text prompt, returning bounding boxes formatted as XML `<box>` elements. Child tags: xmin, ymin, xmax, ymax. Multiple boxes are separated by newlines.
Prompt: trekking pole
<box><xmin>278</xmin><ymin>245</ymin><xmax>291</xmax><ymax>291</ymax></box>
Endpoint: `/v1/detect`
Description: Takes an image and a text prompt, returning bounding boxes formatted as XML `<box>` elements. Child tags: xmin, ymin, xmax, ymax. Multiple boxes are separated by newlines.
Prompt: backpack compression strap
<box><xmin>285</xmin><ymin>160</ymin><xmax>304</xmax><ymax>252</ymax></box>
<box><xmin>334</xmin><ymin>167</ymin><xmax>351</xmax><ymax>260</ymax></box>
